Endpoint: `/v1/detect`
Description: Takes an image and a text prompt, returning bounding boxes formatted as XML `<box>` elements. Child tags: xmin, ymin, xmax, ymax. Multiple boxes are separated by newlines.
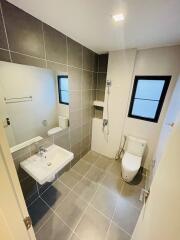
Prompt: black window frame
<box><xmin>128</xmin><ymin>75</ymin><xmax>171</xmax><ymax>123</ymax></box>
<box><xmin>57</xmin><ymin>75</ymin><xmax>69</xmax><ymax>105</ymax></box>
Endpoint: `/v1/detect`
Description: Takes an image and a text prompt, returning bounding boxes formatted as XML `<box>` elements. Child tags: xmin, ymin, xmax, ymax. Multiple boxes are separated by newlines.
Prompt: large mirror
<box><xmin>0</xmin><ymin>61</ymin><xmax>70</xmax><ymax>150</ymax></box>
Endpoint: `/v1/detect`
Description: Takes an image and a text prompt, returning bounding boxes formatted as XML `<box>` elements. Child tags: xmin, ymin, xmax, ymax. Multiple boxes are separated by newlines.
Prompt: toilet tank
<box><xmin>125</xmin><ymin>136</ymin><xmax>146</xmax><ymax>157</ymax></box>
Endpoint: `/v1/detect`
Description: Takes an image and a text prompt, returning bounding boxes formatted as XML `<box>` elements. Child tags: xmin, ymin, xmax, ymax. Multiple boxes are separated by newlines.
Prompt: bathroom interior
<box><xmin>0</xmin><ymin>0</ymin><xmax>180</xmax><ymax>240</ymax></box>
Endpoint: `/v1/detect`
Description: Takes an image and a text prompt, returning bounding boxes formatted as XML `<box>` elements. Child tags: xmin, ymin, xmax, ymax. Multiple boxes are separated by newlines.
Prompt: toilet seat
<box><xmin>122</xmin><ymin>152</ymin><xmax>141</xmax><ymax>171</ymax></box>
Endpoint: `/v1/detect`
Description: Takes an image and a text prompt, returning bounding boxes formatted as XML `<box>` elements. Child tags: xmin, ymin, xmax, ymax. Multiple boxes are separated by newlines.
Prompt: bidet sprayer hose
<box><xmin>115</xmin><ymin>135</ymin><xmax>127</xmax><ymax>160</ymax></box>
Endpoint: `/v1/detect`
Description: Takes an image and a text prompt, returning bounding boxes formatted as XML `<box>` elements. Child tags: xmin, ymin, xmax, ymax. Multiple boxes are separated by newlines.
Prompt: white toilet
<box><xmin>47</xmin><ymin>116</ymin><xmax>69</xmax><ymax>136</ymax></box>
<box><xmin>121</xmin><ymin>136</ymin><xmax>146</xmax><ymax>182</ymax></box>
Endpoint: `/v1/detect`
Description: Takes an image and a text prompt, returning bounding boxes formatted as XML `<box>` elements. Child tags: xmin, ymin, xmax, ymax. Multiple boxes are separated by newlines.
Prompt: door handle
<box><xmin>166</xmin><ymin>122</ymin><xmax>174</xmax><ymax>127</ymax></box>
<box><xmin>2</xmin><ymin>118</ymin><xmax>11</xmax><ymax>128</ymax></box>
<box><xmin>139</xmin><ymin>188</ymin><xmax>150</xmax><ymax>203</ymax></box>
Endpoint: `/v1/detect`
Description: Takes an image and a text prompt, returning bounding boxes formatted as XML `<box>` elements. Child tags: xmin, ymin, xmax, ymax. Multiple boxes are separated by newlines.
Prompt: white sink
<box><xmin>20</xmin><ymin>144</ymin><xmax>74</xmax><ymax>185</ymax></box>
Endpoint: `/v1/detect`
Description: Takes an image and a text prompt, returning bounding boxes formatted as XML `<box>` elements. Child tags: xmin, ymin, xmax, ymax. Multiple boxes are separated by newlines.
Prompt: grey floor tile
<box><xmin>26</xmin><ymin>191</ymin><xmax>39</xmax><ymax>207</ymax></box>
<box><xmin>100</xmin><ymin>172</ymin><xmax>123</xmax><ymax>195</ymax></box>
<box><xmin>86</xmin><ymin>166</ymin><xmax>105</xmax><ymax>183</ymax></box>
<box><xmin>91</xmin><ymin>185</ymin><xmax>117</xmax><ymax>219</ymax></box>
<box><xmin>75</xmin><ymin>205</ymin><xmax>110</xmax><ymax>240</ymax></box>
<box><xmin>72</xmin><ymin>159</ymin><xmax>91</xmax><ymax>176</ymax></box>
<box><xmin>73</xmin><ymin>178</ymin><xmax>98</xmax><ymax>202</ymax></box>
<box><xmin>41</xmin><ymin>180</ymin><xmax>70</xmax><ymax>210</ymax></box>
<box><xmin>59</xmin><ymin>169</ymin><xmax>83</xmax><ymax>189</ymax></box>
<box><xmin>29</xmin><ymin>154</ymin><xmax>142</xmax><ymax>239</ymax></box>
<box><xmin>69</xmin><ymin>234</ymin><xmax>81</xmax><ymax>240</ymax></box>
<box><xmin>38</xmin><ymin>181</ymin><xmax>53</xmax><ymax>195</ymax></box>
<box><xmin>107</xmin><ymin>222</ymin><xmax>130</xmax><ymax>240</ymax></box>
<box><xmin>28</xmin><ymin>198</ymin><xmax>53</xmax><ymax>233</ymax></box>
<box><xmin>36</xmin><ymin>214</ymin><xmax>72</xmax><ymax>240</ymax></box>
<box><xmin>121</xmin><ymin>183</ymin><xmax>143</xmax><ymax>209</ymax></box>
<box><xmin>81</xmin><ymin>151</ymin><xmax>100</xmax><ymax>164</ymax></box>
<box><xmin>94</xmin><ymin>155</ymin><xmax>113</xmax><ymax>171</ymax></box>
<box><xmin>107</xmin><ymin>160</ymin><xmax>122</xmax><ymax>177</ymax></box>
<box><xmin>113</xmin><ymin>196</ymin><xmax>140</xmax><ymax>235</ymax></box>
<box><xmin>56</xmin><ymin>191</ymin><xmax>87</xmax><ymax>230</ymax></box>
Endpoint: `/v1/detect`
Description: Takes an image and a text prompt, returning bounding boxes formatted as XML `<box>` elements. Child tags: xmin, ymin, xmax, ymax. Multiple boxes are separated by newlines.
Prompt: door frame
<box><xmin>0</xmin><ymin>120</ymin><xmax>36</xmax><ymax>240</ymax></box>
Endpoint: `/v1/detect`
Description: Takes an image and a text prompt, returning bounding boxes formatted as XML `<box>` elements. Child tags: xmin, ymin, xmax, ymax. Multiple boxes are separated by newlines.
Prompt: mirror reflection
<box><xmin>0</xmin><ymin>61</ymin><xmax>69</xmax><ymax>149</ymax></box>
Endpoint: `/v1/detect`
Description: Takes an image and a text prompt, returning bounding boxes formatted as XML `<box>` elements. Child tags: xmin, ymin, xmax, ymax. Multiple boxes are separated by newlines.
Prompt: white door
<box><xmin>132</xmin><ymin>114</ymin><xmax>180</xmax><ymax>240</ymax></box>
<box><xmin>0</xmin><ymin>121</ymin><xmax>36</xmax><ymax>240</ymax></box>
<box><xmin>154</xmin><ymin>78</ymin><xmax>180</xmax><ymax>176</ymax></box>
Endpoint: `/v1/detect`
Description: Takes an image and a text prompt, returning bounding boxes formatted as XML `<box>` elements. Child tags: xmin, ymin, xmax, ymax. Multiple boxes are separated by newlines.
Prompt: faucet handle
<box><xmin>39</xmin><ymin>146</ymin><xmax>47</xmax><ymax>152</ymax></box>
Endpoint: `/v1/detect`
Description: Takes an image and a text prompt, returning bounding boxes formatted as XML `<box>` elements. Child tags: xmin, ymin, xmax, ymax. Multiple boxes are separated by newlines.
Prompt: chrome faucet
<box><xmin>39</xmin><ymin>146</ymin><xmax>47</xmax><ymax>156</ymax></box>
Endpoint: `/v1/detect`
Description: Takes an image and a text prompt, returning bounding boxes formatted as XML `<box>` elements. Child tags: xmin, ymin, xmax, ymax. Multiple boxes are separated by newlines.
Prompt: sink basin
<box><xmin>20</xmin><ymin>144</ymin><xmax>74</xmax><ymax>185</ymax></box>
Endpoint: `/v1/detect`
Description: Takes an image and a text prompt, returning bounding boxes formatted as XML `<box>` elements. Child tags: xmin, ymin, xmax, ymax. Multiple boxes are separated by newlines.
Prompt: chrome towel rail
<box><xmin>4</xmin><ymin>96</ymin><xmax>32</xmax><ymax>104</ymax></box>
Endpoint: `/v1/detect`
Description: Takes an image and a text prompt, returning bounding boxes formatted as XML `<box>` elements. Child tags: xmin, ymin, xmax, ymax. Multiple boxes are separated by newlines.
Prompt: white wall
<box><xmin>92</xmin><ymin>48</ymin><xmax>137</xmax><ymax>157</ymax></box>
<box><xmin>0</xmin><ymin>62</ymin><xmax>58</xmax><ymax>146</ymax></box>
<box><xmin>91</xmin><ymin>45</ymin><xmax>180</xmax><ymax>169</ymax></box>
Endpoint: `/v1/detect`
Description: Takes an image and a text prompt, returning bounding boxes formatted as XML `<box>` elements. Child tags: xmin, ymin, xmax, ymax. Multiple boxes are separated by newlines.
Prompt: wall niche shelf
<box><xmin>93</xmin><ymin>100</ymin><xmax>104</xmax><ymax>108</ymax></box>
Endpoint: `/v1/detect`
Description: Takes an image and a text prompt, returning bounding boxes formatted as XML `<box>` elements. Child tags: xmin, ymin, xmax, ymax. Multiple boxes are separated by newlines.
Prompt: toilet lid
<box><xmin>122</xmin><ymin>152</ymin><xmax>141</xmax><ymax>171</ymax></box>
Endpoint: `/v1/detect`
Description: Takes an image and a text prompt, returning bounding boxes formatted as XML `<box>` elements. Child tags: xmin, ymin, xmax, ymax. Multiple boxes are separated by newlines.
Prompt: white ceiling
<box><xmin>8</xmin><ymin>0</ymin><xmax>180</xmax><ymax>53</ymax></box>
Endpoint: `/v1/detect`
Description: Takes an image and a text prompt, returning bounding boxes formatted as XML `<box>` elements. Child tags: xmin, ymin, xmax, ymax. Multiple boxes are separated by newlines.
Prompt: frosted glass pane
<box><xmin>61</xmin><ymin>91</ymin><xmax>69</xmax><ymax>103</ymax></box>
<box><xmin>132</xmin><ymin>99</ymin><xmax>159</xmax><ymax>118</ymax></box>
<box><xmin>135</xmin><ymin>80</ymin><xmax>165</xmax><ymax>100</ymax></box>
<box><xmin>60</xmin><ymin>77</ymin><xmax>68</xmax><ymax>91</ymax></box>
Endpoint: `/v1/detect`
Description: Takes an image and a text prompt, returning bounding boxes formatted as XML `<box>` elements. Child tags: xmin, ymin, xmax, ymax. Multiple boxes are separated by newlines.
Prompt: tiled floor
<box><xmin>28</xmin><ymin>151</ymin><xmax>146</xmax><ymax>240</ymax></box>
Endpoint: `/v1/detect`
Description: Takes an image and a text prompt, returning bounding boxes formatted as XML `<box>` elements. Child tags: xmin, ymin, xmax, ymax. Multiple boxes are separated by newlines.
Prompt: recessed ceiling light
<box><xmin>112</xmin><ymin>14</ymin><xmax>125</xmax><ymax>22</ymax></box>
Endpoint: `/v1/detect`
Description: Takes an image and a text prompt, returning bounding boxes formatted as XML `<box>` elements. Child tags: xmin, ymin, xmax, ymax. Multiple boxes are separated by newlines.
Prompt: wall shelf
<box><xmin>93</xmin><ymin>100</ymin><xmax>104</xmax><ymax>108</ymax></box>
<box><xmin>10</xmin><ymin>136</ymin><xmax>43</xmax><ymax>153</ymax></box>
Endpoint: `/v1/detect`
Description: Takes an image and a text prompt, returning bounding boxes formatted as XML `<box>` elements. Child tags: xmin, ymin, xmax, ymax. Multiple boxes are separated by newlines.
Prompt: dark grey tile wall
<box><xmin>94</xmin><ymin>54</ymin><xmax>109</xmax><ymax>118</ymax></box>
<box><xmin>2</xmin><ymin>1</ymin><xmax>45</xmax><ymax>58</ymax></box>
<box><xmin>0</xmin><ymin>0</ymin><xmax>99</xmax><ymax>206</ymax></box>
<box><xmin>0</xmin><ymin>48</ymin><xmax>10</xmax><ymax>61</ymax></box>
<box><xmin>43</xmin><ymin>23</ymin><xmax>67</xmax><ymax>64</ymax></box>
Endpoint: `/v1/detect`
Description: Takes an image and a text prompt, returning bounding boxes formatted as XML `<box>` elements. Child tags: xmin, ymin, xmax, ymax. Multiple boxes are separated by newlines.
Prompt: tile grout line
<box><xmin>104</xmin><ymin>181</ymin><xmax>125</xmax><ymax>240</ymax></box>
<box><xmin>31</xmin><ymin>151</ymin><xmax>95</xmax><ymax>201</ymax></box>
<box><xmin>29</xmin><ymin>152</ymin><xmax>143</xmax><ymax>237</ymax></box>
<box><xmin>80</xmin><ymin>45</ymin><xmax>83</xmax><ymax>158</ymax></box>
<box><xmin>37</xmin><ymin>154</ymin><xmax>101</xmax><ymax>238</ymax></box>
<box><xmin>89</xmin><ymin>68</ymin><xmax>94</xmax><ymax>145</ymax></box>
<box><xmin>1</xmin><ymin>47</ymin><xmax>95</xmax><ymax>72</ymax></box>
<box><xmin>27</xmin><ymin>151</ymin><xmax>143</xmax><ymax>211</ymax></box>
<box><xmin>71</xmin><ymin>163</ymin><xmax>110</xmax><ymax>239</ymax></box>
<box><xmin>54</xmin><ymin>154</ymin><xmax>101</xmax><ymax>211</ymax></box>
<box><xmin>75</xmin><ymin>156</ymin><xmax>143</xmax><ymax>210</ymax></box>
<box><xmin>0</xmin><ymin>2</ymin><xmax>12</xmax><ymax>62</ymax></box>
<box><xmin>31</xmin><ymin>152</ymin><xmax>142</xmax><ymax>238</ymax></box>
<box><xmin>36</xmin><ymin>153</ymin><xmax>100</xmax><ymax>218</ymax></box>
<box><xmin>41</xmin><ymin>22</ymin><xmax>47</xmax><ymax>68</ymax></box>
<box><xmin>27</xmin><ymin>195</ymin><xmax>40</xmax><ymax>208</ymax></box>
<box><xmin>30</xmin><ymin>146</ymin><xmax>84</xmax><ymax>199</ymax></box>
<box><xmin>66</xmin><ymin>36</ymin><xmax>72</xmax><ymax>154</ymax></box>
<box><xmin>105</xmin><ymin>178</ymin><xmax>133</xmax><ymax>239</ymax></box>
<box><xmin>39</xmin><ymin>196</ymin><xmax>74</xmax><ymax>234</ymax></box>
<box><xmin>0</xmin><ymin>47</ymin><xmax>97</xmax><ymax>73</ymax></box>
<box><xmin>71</xmin><ymin>158</ymin><xmax>134</xmax><ymax>238</ymax></box>
<box><xmin>67</xmin><ymin>155</ymin><xmax>106</xmax><ymax>240</ymax></box>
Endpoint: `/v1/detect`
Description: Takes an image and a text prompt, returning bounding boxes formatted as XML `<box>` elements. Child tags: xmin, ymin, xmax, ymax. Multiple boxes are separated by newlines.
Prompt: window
<box><xmin>128</xmin><ymin>76</ymin><xmax>171</xmax><ymax>122</ymax></box>
<box><xmin>58</xmin><ymin>75</ymin><xmax>69</xmax><ymax>105</ymax></box>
